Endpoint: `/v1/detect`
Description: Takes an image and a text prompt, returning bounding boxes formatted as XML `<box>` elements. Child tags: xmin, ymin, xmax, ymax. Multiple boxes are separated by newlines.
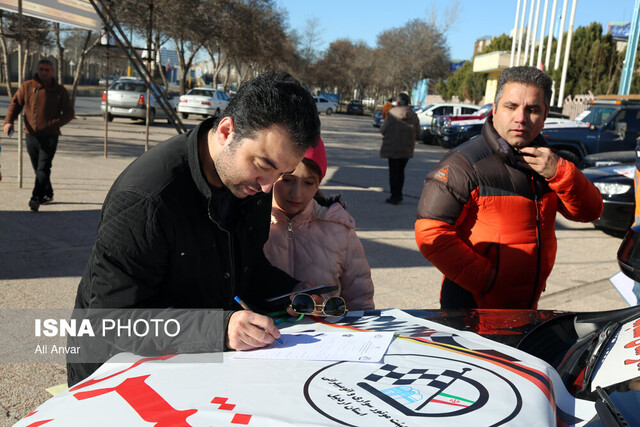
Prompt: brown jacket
<box><xmin>4</xmin><ymin>75</ymin><xmax>74</xmax><ymax>136</ymax></box>
<box><xmin>380</xmin><ymin>105</ymin><xmax>420</xmax><ymax>159</ymax></box>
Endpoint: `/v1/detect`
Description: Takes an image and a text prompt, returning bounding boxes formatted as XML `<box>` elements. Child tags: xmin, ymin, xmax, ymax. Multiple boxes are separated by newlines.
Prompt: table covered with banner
<box><xmin>15</xmin><ymin>309</ymin><xmax>599</xmax><ymax>426</ymax></box>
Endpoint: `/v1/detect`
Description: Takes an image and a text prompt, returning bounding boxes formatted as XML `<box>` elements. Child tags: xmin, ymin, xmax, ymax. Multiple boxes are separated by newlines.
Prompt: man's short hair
<box><xmin>38</xmin><ymin>59</ymin><xmax>54</xmax><ymax>69</ymax></box>
<box><xmin>214</xmin><ymin>71</ymin><xmax>320</xmax><ymax>153</ymax></box>
<box><xmin>397</xmin><ymin>93</ymin><xmax>410</xmax><ymax>106</ymax></box>
<box><xmin>494</xmin><ymin>66</ymin><xmax>552</xmax><ymax>109</ymax></box>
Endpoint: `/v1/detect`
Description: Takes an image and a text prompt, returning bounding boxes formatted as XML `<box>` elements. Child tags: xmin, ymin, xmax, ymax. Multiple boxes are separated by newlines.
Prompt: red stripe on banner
<box><xmin>70</xmin><ymin>354</ymin><xmax>177</xmax><ymax>392</ymax></box>
<box><xmin>74</xmin><ymin>375</ymin><xmax>197</xmax><ymax>427</ymax></box>
<box><xmin>431</xmin><ymin>398</ymin><xmax>469</xmax><ymax>408</ymax></box>
<box><xmin>25</xmin><ymin>420</ymin><xmax>54</xmax><ymax>427</ymax></box>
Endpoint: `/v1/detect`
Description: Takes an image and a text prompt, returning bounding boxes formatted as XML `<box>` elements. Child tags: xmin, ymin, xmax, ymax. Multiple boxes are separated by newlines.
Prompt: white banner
<box><xmin>15</xmin><ymin>309</ymin><xmax>597</xmax><ymax>426</ymax></box>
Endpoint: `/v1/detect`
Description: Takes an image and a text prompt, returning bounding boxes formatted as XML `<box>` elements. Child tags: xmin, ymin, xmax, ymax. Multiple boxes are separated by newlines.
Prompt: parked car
<box><xmin>583</xmin><ymin>163</ymin><xmax>635</xmax><ymax>236</ymax></box>
<box><xmin>177</xmin><ymin>87</ymin><xmax>229</xmax><ymax>119</ymax></box>
<box><xmin>314</xmin><ymin>96</ymin><xmax>337</xmax><ymax>115</ymax></box>
<box><xmin>429</xmin><ymin>103</ymin><xmax>493</xmax><ymax>145</ymax></box>
<box><xmin>346</xmin><ymin>100</ymin><xmax>364</xmax><ymax>115</ymax></box>
<box><xmin>98</xmin><ymin>75</ymin><xmax>118</xmax><ymax>86</ymax></box>
<box><xmin>542</xmin><ymin>96</ymin><xmax>640</xmax><ymax>165</ymax></box>
<box><xmin>101</xmin><ymin>79</ymin><xmax>176</xmax><ymax>125</ymax></box>
<box><xmin>436</xmin><ymin>111</ymin><xmax>575</xmax><ymax>149</ymax></box>
<box><xmin>417</xmin><ymin>102</ymin><xmax>481</xmax><ymax>143</ymax></box>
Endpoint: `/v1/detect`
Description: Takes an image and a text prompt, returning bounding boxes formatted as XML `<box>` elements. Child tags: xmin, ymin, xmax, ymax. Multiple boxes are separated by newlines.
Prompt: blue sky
<box><xmin>276</xmin><ymin>0</ymin><xmax>635</xmax><ymax>60</ymax></box>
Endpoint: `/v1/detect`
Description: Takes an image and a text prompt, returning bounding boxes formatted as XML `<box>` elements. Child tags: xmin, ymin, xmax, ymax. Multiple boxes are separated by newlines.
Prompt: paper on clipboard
<box><xmin>233</xmin><ymin>331</ymin><xmax>393</xmax><ymax>362</ymax></box>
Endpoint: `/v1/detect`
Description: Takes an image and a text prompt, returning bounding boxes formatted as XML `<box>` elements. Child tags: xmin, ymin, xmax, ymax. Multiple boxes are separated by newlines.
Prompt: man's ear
<box><xmin>215</xmin><ymin>116</ymin><xmax>234</xmax><ymax>147</ymax></box>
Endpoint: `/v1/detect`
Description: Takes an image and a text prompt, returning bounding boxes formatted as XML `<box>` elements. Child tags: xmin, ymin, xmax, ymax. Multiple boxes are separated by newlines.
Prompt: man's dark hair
<box><xmin>38</xmin><ymin>59</ymin><xmax>54</xmax><ymax>68</ymax></box>
<box><xmin>214</xmin><ymin>70</ymin><xmax>320</xmax><ymax>153</ymax></box>
<box><xmin>397</xmin><ymin>93</ymin><xmax>410</xmax><ymax>106</ymax></box>
<box><xmin>387</xmin><ymin>97</ymin><xmax>393</xmax><ymax>102</ymax></box>
<box><xmin>494</xmin><ymin>66</ymin><xmax>552</xmax><ymax>109</ymax></box>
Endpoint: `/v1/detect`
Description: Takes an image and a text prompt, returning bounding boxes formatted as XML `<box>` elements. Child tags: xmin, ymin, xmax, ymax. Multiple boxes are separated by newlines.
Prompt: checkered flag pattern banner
<box><xmin>365</xmin><ymin>364</ymin><xmax>464</xmax><ymax>389</ymax></box>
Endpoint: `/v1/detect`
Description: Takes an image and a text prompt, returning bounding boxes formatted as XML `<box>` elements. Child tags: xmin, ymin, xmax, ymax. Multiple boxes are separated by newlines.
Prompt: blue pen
<box><xmin>234</xmin><ymin>296</ymin><xmax>283</xmax><ymax>344</ymax></box>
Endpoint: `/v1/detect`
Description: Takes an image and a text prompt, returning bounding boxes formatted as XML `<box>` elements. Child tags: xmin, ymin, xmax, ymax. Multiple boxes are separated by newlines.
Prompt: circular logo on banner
<box><xmin>304</xmin><ymin>353</ymin><xmax>522</xmax><ymax>426</ymax></box>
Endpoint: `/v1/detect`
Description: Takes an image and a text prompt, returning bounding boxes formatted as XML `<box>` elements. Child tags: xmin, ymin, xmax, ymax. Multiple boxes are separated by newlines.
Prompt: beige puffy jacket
<box><xmin>380</xmin><ymin>105</ymin><xmax>420</xmax><ymax>159</ymax></box>
<box><xmin>264</xmin><ymin>200</ymin><xmax>375</xmax><ymax>311</ymax></box>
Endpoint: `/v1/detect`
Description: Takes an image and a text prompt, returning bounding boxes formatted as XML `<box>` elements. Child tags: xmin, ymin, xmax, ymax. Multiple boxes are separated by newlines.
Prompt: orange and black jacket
<box><xmin>415</xmin><ymin>117</ymin><xmax>603</xmax><ymax>309</ymax></box>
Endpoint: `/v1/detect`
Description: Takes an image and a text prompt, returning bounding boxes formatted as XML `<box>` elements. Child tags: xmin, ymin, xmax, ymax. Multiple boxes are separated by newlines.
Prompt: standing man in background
<box><xmin>380</xmin><ymin>92</ymin><xmax>420</xmax><ymax>205</ymax></box>
<box><xmin>4</xmin><ymin>59</ymin><xmax>74</xmax><ymax>212</ymax></box>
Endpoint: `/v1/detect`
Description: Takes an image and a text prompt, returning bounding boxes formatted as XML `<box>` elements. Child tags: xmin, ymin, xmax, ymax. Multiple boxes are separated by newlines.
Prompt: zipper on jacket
<box><xmin>529</xmin><ymin>174</ymin><xmax>542</xmax><ymax>308</ymax></box>
<box><xmin>208</xmin><ymin>210</ymin><xmax>235</xmax><ymax>305</ymax></box>
<box><xmin>34</xmin><ymin>87</ymin><xmax>39</xmax><ymax>132</ymax></box>
<box><xmin>286</xmin><ymin>220</ymin><xmax>294</xmax><ymax>240</ymax></box>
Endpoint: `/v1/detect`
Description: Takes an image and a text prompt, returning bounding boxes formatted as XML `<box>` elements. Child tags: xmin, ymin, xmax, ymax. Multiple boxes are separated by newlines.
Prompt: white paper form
<box><xmin>232</xmin><ymin>331</ymin><xmax>394</xmax><ymax>362</ymax></box>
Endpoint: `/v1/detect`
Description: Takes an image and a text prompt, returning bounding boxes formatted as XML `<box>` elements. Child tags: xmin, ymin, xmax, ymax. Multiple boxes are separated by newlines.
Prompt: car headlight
<box><xmin>593</xmin><ymin>182</ymin><xmax>631</xmax><ymax>195</ymax></box>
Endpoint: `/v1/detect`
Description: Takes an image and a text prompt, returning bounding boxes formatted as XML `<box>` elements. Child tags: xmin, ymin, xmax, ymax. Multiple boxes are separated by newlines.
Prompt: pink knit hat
<box><xmin>304</xmin><ymin>136</ymin><xmax>327</xmax><ymax>181</ymax></box>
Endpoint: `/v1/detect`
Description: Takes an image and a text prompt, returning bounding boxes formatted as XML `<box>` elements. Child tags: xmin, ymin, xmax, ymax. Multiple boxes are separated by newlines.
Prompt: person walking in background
<box><xmin>4</xmin><ymin>59</ymin><xmax>74</xmax><ymax>212</ymax></box>
<box><xmin>415</xmin><ymin>66</ymin><xmax>603</xmax><ymax>310</ymax></box>
<box><xmin>380</xmin><ymin>92</ymin><xmax>420</xmax><ymax>205</ymax></box>
<box><xmin>381</xmin><ymin>97</ymin><xmax>394</xmax><ymax>121</ymax></box>
<box><xmin>264</xmin><ymin>137</ymin><xmax>375</xmax><ymax>310</ymax></box>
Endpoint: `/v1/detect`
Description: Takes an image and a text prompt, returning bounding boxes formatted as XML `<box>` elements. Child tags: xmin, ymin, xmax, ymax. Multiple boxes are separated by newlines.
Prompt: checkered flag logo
<box><xmin>365</xmin><ymin>364</ymin><xmax>467</xmax><ymax>389</ymax></box>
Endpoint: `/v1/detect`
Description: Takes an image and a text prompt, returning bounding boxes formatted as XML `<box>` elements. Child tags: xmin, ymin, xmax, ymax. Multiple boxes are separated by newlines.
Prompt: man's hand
<box><xmin>226</xmin><ymin>310</ymin><xmax>281</xmax><ymax>351</ymax></box>
<box><xmin>3</xmin><ymin>123</ymin><xmax>13</xmax><ymax>136</ymax></box>
<box><xmin>516</xmin><ymin>146</ymin><xmax>558</xmax><ymax>179</ymax></box>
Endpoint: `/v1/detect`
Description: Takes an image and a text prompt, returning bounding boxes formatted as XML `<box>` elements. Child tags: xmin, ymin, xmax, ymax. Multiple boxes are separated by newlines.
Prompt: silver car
<box><xmin>177</xmin><ymin>88</ymin><xmax>229</xmax><ymax>119</ymax></box>
<box><xmin>100</xmin><ymin>79</ymin><xmax>175</xmax><ymax>125</ymax></box>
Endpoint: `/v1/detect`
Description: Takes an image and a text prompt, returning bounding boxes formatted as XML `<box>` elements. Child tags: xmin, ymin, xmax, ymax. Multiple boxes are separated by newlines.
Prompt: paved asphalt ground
<box><xmin>0</xmin><ymin>110</ymin><xmax>629</xmax><ymax>425</ymax></box>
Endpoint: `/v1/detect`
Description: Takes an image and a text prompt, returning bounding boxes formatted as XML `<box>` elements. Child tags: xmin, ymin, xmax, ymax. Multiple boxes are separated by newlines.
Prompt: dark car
<box><xmin>583</xmin><ymin>163</ymin><xmax>635</xmax><ymax>236</ymax></box>
<box><xmin>346</xmin><ymin>100</ymin><xmax>364</xmax><ymax>115</ymax></box>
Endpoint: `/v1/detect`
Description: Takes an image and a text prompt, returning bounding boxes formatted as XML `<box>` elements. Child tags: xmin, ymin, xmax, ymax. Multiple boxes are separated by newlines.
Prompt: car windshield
<box><xmin>581</xmin><ymin>106</ymin><xmax>618</xmax><ymax>127</ymax></box>
<box><xmin>112</xmin><ymin>82</ymin><xmax>146</xmax><ymax>92</ymax></box>
<box><xmin>477</xmin><ymin>104</ymin><xmax>493</xmax><ymax>115</ymax></box>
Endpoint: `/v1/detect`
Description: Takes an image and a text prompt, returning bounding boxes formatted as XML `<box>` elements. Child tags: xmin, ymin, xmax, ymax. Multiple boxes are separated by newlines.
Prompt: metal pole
<box><xmin>17</xmin><ymin>0</ymin><xmax>23</xmax><ymax>188</ymax></box>
<box><xmin>619</xmin><ymin>0</ymin><xmax>640</xmax><ymax>95</ymax></box>
<box><xmin>558</xmin><ymin>0</ymin><xmax>577</xmax><ymax>109</ymax></box>
<box><xmin>144</xmin><ymin>0</ymin><xmax>153</xmax><ymax>152</ymax></box>
<box><xmin>510</xmin><ymin>0</ymin><xmax>522</xmax><ymax>67</ymax></box>
<box><xmin>545</xmin><ymin>0</ymin><xmax>558</xmax><ymax>70</ymax></box>
<box><xmin>104</xmin><ymin>37</ymin><xmax>109</xmax><ymax>158</ymax></box>
<box><xmin>537</xmin><ymin>0</ymin><xmax>549</xmax><ymax>68</ymax></box>
<box><xmin>516</xmin><ymin>0</ymin><xmax>528</xmax><ymax>66</ymax></box>
<box><xmin>523</xmin><ymin>0</ymin><xmax>535</xmax><ymax>65</ymax></box>
<box><xmin>553</xmin><ymin>0</ymin><xmax>569</xmax><ymax>71</ymax></box>
<box><xmin>529</xmin><ymin>0</ymin><xmax>541</xmax><ymax>66</ymax></box>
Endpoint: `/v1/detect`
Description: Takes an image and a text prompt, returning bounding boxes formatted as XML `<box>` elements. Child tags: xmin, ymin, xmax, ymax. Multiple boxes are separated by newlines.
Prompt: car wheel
<box><xmin>145</xmin><ymin>109</ymin><xmax>156</xmax><ymax>126</ymax></box>
<box><xmin>181</xmin><ymin>112</ymin><xmax>189</xmax><ymax>119</ymax></box>
<box><xmin>326</xmin><ymin>108</ymin><xmax>333</xmax><ymax>115</ymax></box>
<box><xmin>556</xmin><ymin>150</ymin><xmax>580</xmax><ymax>166</ymax></box>
<box><xmin>106</xmin><ymin>113</ymin><xmax>114</xmax><ymax>122</ymax></box>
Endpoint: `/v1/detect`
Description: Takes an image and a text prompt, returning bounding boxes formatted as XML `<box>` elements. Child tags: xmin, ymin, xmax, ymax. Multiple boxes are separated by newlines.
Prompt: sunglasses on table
<box><xmin>290</xmin><ymin>293</ymin><xmax>348</xmax><ymax>317</ymax></box>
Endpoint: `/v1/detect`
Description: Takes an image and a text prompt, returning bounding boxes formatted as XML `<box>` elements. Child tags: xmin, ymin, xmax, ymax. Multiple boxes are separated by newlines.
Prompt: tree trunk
<box><xmin>54</xmin><ymin>23</ymin><xmax>65</xmax><ymax>83</ymax></box>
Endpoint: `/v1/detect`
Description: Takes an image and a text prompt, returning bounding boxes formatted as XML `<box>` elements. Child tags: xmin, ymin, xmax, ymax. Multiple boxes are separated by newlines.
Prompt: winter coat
<box><xmin>380</xmin><ymin>105</ymin><xmax>420</xmax><ymax>159</ymax></box>
<box><xmin>5</xmin><ymin>75</ymin><xmax>74</xmax><ymax>135</ymax></box>
<box><xmin>264</xmin><ymin>200</ymin><xmax>375</xmax><ymax>310</ymax></box>
<box><xmin>68</xmin><ymin>118</ymin><xmax>299</xmax><ymax>385</ymax></box>
<box><xmin>415</xmin><ymin>117</ymin><xmax>603</xmax><ymax>309</ymax></box>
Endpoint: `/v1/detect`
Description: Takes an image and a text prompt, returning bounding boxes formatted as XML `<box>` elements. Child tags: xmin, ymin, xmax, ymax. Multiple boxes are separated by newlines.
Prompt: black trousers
<box><xmin>388</xmin><ymin>158</ymin><xmax>409</xmax><ymax>200</ymax></box>
<box><xmin>25</xmin><ymin>133</ymin><xmax>58</xmax><ymax>200</ymax></box>
<box><xmin>440</xmin><ymin>277</ymin><xmax>478</xmax><ymax>309</ymax></box>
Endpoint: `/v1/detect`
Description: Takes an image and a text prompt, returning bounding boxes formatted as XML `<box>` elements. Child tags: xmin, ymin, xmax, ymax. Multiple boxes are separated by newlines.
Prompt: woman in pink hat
<box><xmin>263</xmin><ymin>137</ymin><xmax>375</xmax><ymax>310</ymax></box>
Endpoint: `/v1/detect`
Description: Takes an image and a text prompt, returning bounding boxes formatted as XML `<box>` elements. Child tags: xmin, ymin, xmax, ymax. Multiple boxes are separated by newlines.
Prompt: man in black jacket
<box><xmin>67</xmin><ymin>71</ymin><xmax>320</xmax><ymax>385</ymax></box>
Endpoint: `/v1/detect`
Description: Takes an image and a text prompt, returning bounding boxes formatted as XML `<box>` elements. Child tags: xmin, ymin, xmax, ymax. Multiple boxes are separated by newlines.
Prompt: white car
<box><xmin>100</xmin><ymin>79</ymin><xmax>176</xmax><ymax>125</ymax></box>
<box><xmin>314</xmin><ymin>96</ymin><xmax>337</xmax><ymax>115</ymax></box>
<box><xmin>177</xmin><ymin>88</ymin><xmax>230</xmax><ymax>119</ymax></box>
<box><xmin>417</xmin><ymin>102</ymin><xmax>481</xmax><ymax>141</ymax></box>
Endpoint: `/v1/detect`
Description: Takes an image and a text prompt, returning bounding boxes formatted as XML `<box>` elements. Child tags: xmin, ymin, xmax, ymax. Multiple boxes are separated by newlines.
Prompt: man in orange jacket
<box><xmin>415</xmin><ymin>66</ymin><xmax>603</xmax><ymax>309</ymax></box>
